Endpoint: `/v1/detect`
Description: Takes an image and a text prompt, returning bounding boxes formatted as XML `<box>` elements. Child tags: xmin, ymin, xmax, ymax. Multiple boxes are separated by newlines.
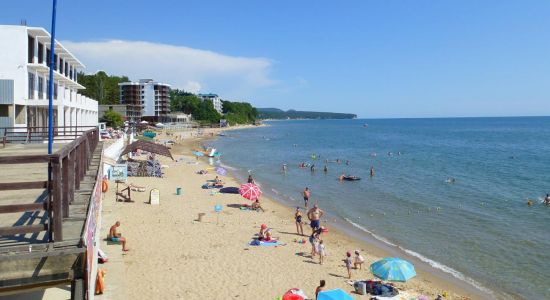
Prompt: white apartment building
<box><xmin>0</xmin><ymin>25</ymin><xmax>98</xmax><ymax>132</ymax></box>
<box><xmin>198</xmin><ymin>93</ymin><xmax>223</xmax><ymax>114</ymax></box>
<box><xmin>119</xmin><ymin>79</ymin><xmax>170</xmax><ymax>123</ymax></box>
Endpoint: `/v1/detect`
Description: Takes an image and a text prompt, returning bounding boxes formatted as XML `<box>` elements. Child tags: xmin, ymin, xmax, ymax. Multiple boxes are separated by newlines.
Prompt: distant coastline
<box><xmin>257</xmin><ymin>107</ymin><xmax>357</xmax><ymax>120</ymax></box>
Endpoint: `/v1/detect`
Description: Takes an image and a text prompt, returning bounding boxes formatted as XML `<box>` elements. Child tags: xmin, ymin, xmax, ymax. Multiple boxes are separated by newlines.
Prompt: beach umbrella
<box><xmin>193</xmin><ymin>151</ymin><xmax>204</xmax><ymax>157</ymax></box>
<box><xmin>282</xmin><ymin>288</ymin><xmax>307</xmax><ymax>300</ymax></box>
<box><xmin>215</xmin><ymin>166</ymin><xmax>227</xmax><ymax>175</ymax></box>
<box><xmin>239</xmin><ymin>183</ymin><xmax>262</xmax><ymax>201</ymax></box>
<box><xmin>370</xmin><ymin>257</ymin><xmax>416</xmax><ymax>282</ymax></box>
<box><xmin>317</xmin><ymin>289</ymin><xmax>354</xmax><ymax>300</ymax></box>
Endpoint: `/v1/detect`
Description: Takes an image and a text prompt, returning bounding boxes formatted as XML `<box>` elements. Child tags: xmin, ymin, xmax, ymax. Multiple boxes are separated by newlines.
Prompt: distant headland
<box><xmin>257</xmin><ymin>108</ymin><xmax>357</xmax><ymax>120</ymax></box>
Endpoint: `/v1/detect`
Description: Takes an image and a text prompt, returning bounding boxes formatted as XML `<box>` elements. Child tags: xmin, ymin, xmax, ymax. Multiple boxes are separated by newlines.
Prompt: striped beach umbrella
<box><xmin>239</xmin><ymin>183</ymin><xmax>262</xmax><ymax>201</ymax></box>
<box><xmin>370</xmin><ymin>257</ymin><xmax>416</xmax><ymax>282</ymax></box>
<box><xmin>215</xmin><ymin>167</ymin><xmax>227</xmax><ymax>176</ymax></box>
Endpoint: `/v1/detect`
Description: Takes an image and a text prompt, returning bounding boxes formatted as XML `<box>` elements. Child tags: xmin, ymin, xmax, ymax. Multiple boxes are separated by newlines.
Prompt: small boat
<box><xmin>342</xmin><ymin>176</ymin><xmax>361</xmax><ymax>181</ymax></box>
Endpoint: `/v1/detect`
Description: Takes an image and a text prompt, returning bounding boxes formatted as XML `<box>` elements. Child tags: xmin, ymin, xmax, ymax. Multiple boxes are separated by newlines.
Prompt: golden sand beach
<box><xmin>95</xmin><ymin>128</ymin><xmax>481</xmax><ymax>300</ymax></box>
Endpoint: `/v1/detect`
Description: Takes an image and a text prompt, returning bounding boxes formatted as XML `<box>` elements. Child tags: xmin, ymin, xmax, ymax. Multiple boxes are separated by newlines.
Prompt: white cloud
<box><xmin>62</xmin><ymin>40</ymin><xmax>275</xmax><ymax>97</ymax></box>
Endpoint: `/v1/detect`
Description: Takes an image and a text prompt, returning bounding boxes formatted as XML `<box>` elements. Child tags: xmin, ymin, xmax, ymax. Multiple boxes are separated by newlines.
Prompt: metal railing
<box><xmin>1</xmin><ymin>126</ymin><xmax>97</xmax><ymax>147</ymax></box>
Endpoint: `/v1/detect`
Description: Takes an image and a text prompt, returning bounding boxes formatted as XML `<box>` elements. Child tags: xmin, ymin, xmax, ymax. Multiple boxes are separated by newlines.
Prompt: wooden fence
<box><xmin>0</xmin><ymin>128</ymin><xmax>99</xmax><ymax>242</ymax></box>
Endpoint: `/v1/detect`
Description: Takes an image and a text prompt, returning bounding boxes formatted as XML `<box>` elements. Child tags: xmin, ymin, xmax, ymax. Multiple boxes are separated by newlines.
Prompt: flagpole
<box><xmin>47</xmin><ymin>0</ymin><xmax>57</xmax><ymax>154</ymax></box>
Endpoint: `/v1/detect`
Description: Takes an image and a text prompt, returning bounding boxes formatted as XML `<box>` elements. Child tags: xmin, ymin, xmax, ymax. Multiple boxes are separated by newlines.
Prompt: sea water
<box><xmin>211</xmin><ymin>117</ymin><xmax>550</xmax><ymax>299</ymax></box>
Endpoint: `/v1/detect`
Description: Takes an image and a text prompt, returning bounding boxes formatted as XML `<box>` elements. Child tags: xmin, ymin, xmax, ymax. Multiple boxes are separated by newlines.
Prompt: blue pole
<box><xmin>47</xmin><ymin>0</ymin><xmax>57</xmax><ymax>154</ymax></box>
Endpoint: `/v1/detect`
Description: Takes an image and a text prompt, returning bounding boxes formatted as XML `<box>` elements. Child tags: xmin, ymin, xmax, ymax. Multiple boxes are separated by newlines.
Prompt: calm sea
<box><xmin>211</xmin><ymin>117</ymin><xmax>550</xmax><ymax>299</ymax></box>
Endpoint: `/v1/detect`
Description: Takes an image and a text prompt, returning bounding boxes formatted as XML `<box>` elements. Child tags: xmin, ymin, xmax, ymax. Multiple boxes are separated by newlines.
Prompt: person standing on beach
<box><xmin>295</xmin><ymin>207</ymin><xmax>304</xmax><ymax>236</ymax></box>
<box><xmin>307</xmin><ymin>204</ymin><xmax>324</xmax><ymax>233</ymax></box>
<box><xmin>343</xmin><ymin>251</ymin><xmax>353</xmax><ymax>279</ymax></box>
<box><xmin>247</xmin><ymin>175</ymin><xmax>255</xmax><ymax>184</ymax></box>
<box><xmin>318</xmin><ymin>240</ymin><xmax>326</xmax><ymax>264</ymax></box>
<box><xmin>303</xmin><ymin>187</ymin><xmax>311</xmax><ymax>208</ymax></box>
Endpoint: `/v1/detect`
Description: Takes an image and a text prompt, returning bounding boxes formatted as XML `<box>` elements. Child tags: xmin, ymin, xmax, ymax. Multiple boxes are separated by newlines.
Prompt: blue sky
<box><xmin>2</xmin><ymin>1</ymin><xmax>550</xmax><ymax>118</ymax></box>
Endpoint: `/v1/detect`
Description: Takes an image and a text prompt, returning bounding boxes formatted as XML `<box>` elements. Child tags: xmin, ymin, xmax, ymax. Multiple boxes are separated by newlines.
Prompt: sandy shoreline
<box><xmin>96</xmin><ymin>127</ymin><xmax>490</xmax><ymax>300</ymax></box>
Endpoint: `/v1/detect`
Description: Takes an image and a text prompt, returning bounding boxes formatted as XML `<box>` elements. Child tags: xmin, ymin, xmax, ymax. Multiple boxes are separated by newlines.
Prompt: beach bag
<box><xmin>250</xmin><ymin>239</ymin><xmax>261</xmax><ymax>246</ymax></box>
<box><xmin>354</xmin><ymin>281</ymin><xmax>366</xmax><ymax>295</ymax></box>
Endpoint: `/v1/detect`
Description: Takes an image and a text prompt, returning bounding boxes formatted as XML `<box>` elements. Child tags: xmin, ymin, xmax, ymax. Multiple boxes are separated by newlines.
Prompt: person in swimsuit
<box><xmin>295</xmin><ymin>207</ymin><xmax>304</xmax><ymax>236</ymax></box>
<box><xmin>108</xmin><ymin>221</ymin><xmax>129</xmax><ymax>251</ymax></box>
<box><xmin>370</xmin><ymin>166</ymin><xmax>375</xmax><ymax>177</ymax></box>
<box><xmin>343</xmin><ymin>251</ymin><xmax>353</xmax><ymax>279</ymax></box>
<box><xmin>247</xmin><ymin>175</ymin><xmax>255</xmax><ymax>184</ymax></box>
<box><xmin>354</xmin><ymin>250</ymin><xmax>365</xmax><ymax>269</ymax></box>
<box><xmin>307</xmin><ymin>204</ymin><xmax>324</xmax><ymax>233</ymax></box>
<box><xmin>545</xmin><ymin>194</ymin><xmax>550</xmax><ymax>205</ymax></box>
<box><xmin>303</xmin><ymin>187</ymin><xmax>311</xmax><ymax>208</ymax></box>
<box><xmin>258</xmin><ymin>224</ymin><xmax>268</xmax><ymax>240</ymax></box>
<box><xmin>315</xmin><ymin>280</ymin><xmax>326</xmax><ymax>300</ymax></box>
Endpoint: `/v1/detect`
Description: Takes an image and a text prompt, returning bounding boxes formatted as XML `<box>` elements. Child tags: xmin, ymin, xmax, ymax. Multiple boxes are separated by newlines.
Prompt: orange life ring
<box><xmin>101</xmin><ymin>179</ymin><xmax>108</xmax><ymax>193</ymax></box>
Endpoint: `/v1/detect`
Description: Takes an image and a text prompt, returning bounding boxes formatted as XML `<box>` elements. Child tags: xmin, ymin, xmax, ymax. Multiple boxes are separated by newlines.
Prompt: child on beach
<box><xmin>317</xmin><ymin>240</ymin><xmax>326</xmax><ymax>264</ymax></box>
<box><xmin>354</xmin><ymin>250</ymin><xmax>365</xmax><ymax>269</ymax></box>
<box><xmin>343</xmin><ymin>251</ymin><xmax>353</xmax><ymax>279</ymax></box>
<box><xmin>258</xmin><ymin>224</ymin><xmax>268</xmax><ymax>240</ymax></box>
<box><xmin>309</xmin><ymin>230</ymin><xmax>320</xmax><ymax>257</ymax></box>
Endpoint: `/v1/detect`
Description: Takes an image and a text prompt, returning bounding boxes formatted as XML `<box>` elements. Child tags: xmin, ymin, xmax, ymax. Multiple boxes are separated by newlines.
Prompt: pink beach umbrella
<box><xmin>239</xmin><ymin>183</ymin><xmax>262</xmax><ymax>201</ymax></box>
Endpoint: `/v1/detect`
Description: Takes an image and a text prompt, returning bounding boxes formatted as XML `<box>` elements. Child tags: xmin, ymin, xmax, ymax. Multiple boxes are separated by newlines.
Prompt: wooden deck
<box><xmin>0</xmin><ymin>128</ymin><xmax>102</xmax><ymax>299</ymax></box>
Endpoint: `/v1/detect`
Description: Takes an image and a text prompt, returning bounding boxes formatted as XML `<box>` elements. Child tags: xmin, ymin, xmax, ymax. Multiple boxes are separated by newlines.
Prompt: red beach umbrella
<box><xmin>282</xmin><ymin>288</ymin><xmax>307</xmax><ymax>300</ymax></box>
<box><xmin>239</xmin><ymin>183</ymin><xmax>262</xmax><ymax>201</ymax></box>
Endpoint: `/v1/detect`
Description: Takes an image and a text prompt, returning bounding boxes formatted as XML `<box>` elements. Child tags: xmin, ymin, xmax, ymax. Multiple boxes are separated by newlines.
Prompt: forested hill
<box><xmin>257</xmin><ymin>108</ymin><xmax>356</xmax><ymax>120</ymax></box>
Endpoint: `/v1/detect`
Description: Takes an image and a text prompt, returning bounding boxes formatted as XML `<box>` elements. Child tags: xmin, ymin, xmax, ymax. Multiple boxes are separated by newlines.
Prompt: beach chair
<box><xmin>115</xmin><ymin>180</ymin><xmax>134</xmax><ymax>202</ymax></box>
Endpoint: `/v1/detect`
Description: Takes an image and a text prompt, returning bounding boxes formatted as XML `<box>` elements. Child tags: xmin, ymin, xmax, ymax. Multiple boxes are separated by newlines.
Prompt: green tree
<box><xmin>194</xmin><ymin>100</ymin><xmax>221</xmax><ymax>123</ymax></box>
<box><xmin>78</xmin><ymin>71</ymin><xmax>129</xmax><ymax>105</ymax></box>
<box><xmin>170</xmin><ymin>91</ymin><xmax>202</xmax><ymax>114</ymax></box>
<box><xmin>101</xmin><ymin>109</ymin><xmax>124</xmax><ymax>128</ymax></box>
<box><xmin>221</xmin><ymin>100</ymin><xmax>258</xmax><ymax>125</ymax></box>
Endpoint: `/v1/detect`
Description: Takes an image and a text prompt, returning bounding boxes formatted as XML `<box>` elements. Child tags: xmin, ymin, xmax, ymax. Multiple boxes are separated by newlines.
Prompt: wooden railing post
<box><xmin>75</xmin><ymin>144</ymin><xmax>81</xmax><ymax>190</ymax></box>
<box><xmin>68</xmin><ymin>151</ymin><xmax>75</xmax><ymax>204</ymax></box>
<box><xmin>62</xmin><ymin>154</ymin><xmax>69</xmax><ymax>218</ymax></box>
<box><xmin>52</xmin><ymin>157</ymin><xmax>63</xmax><ymax>241</ymax></box>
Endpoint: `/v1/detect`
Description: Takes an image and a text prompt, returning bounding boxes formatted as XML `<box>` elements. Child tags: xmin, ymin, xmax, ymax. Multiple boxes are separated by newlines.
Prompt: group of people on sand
<box><xmin>293</xmin><ymin>189</ymin><xmax>366</xmax><ymax>278</ymax></box>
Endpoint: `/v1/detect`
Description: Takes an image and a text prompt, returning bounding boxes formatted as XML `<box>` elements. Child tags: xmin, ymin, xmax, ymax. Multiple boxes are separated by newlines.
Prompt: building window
<box><xmin>15</xmin><ymin>105</ymin><xmax>26</xmax><ymax>124</ymax></box>
<box><xmin>65</xmin><ymin>62</ymin><xmax>68</xmax><ymax>76</ymax></box>
<box><xmin>69</xmin><ymin>66</ymin><xmax>72</xmax><ymax>80</ymax></box>
<box><xmin>59</xmin><ymin>58</ymin><xmax>64</xmax><ymax>73</ymax></box>
<box><xmin>28</xmin><ymin>35</ymin><xmax>35</xmax><ymax>63</ymax></box>
<box><xmin>54</xmin><ymin>83</ymin><xmax>58</xmax><ymax>99</ymax></box>
<box><xmin>0</xmin><ymin>105</ymin><xmax>9</xmax><ymax>117</ymax></box>
<box><xmin>54</xmin><ymin>54</ymin><xmax>58</xmax><ymax>71</ymax></box>
<box><xmin>46</xmin><ymin>49</ymin><xmax>51</xmax><ymax>67</ymax></box>
<box><xmin>28</xmin><ymin>72</ymin><xmax>35</xmax><ymax>99</ymax></box>
<box><xmin>46</xmin><ymin>79</ymin><xmax>50</xmax><ymax>96</ymax></box>
<box><xmin>38</xmin><ymin>43</ymin><xmax>44</xmax><ymax>64</ymax></box>
<box><xmin>38</xmin><ymin>77</ymin><xmax>44</xmax><ymax>99</ymax></box>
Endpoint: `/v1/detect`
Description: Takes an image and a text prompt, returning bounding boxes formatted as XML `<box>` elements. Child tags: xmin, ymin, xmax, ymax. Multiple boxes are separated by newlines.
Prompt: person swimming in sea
<box><xmin>370</xmin><ymin>166</ymin><xmax>375</xmax><ymax>177</ymax></box>
<box><xmin>445</xmin><ymin>177</ymin><xmax>456</xmax><ymax>184</ymax></box>
<box><xmin>323</xmin><ymin>165</ymin><xmax>328</xmax><ymax>173</ymax></box>
<box><xmin>282</xmin><ymin>164</ymin><xmax>288</xmax><ymax>172</ymax></box>
<box><xmin>310</xmin><ymin>164</ymin><xmax>315</xmax><ymax>172</ymax></box>
<box><xmin>345</xmin><ymin>160</ymin><xmax>350</xmax><ymax>165</ymax></box>
<box><xmin>545</xmin><ymin>194</ymin><xmax>550</xmax><ymax>205</ymax></box>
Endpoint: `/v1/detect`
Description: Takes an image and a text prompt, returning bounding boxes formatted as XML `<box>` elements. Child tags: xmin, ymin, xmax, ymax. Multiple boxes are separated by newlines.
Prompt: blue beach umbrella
<box><xmin>370</xmin><ymin>257</ymin><xmax>416</xmax><ymax>282</ymax></box>
<box><xmin>317</xmin><ymin>289</ymin><xmax>354</xmax><ymax>300</ymax></box>
<box><xmin>193</xmin><ymin>151</ymin><xmax>204</xmax><ymax>157</ymax></box>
